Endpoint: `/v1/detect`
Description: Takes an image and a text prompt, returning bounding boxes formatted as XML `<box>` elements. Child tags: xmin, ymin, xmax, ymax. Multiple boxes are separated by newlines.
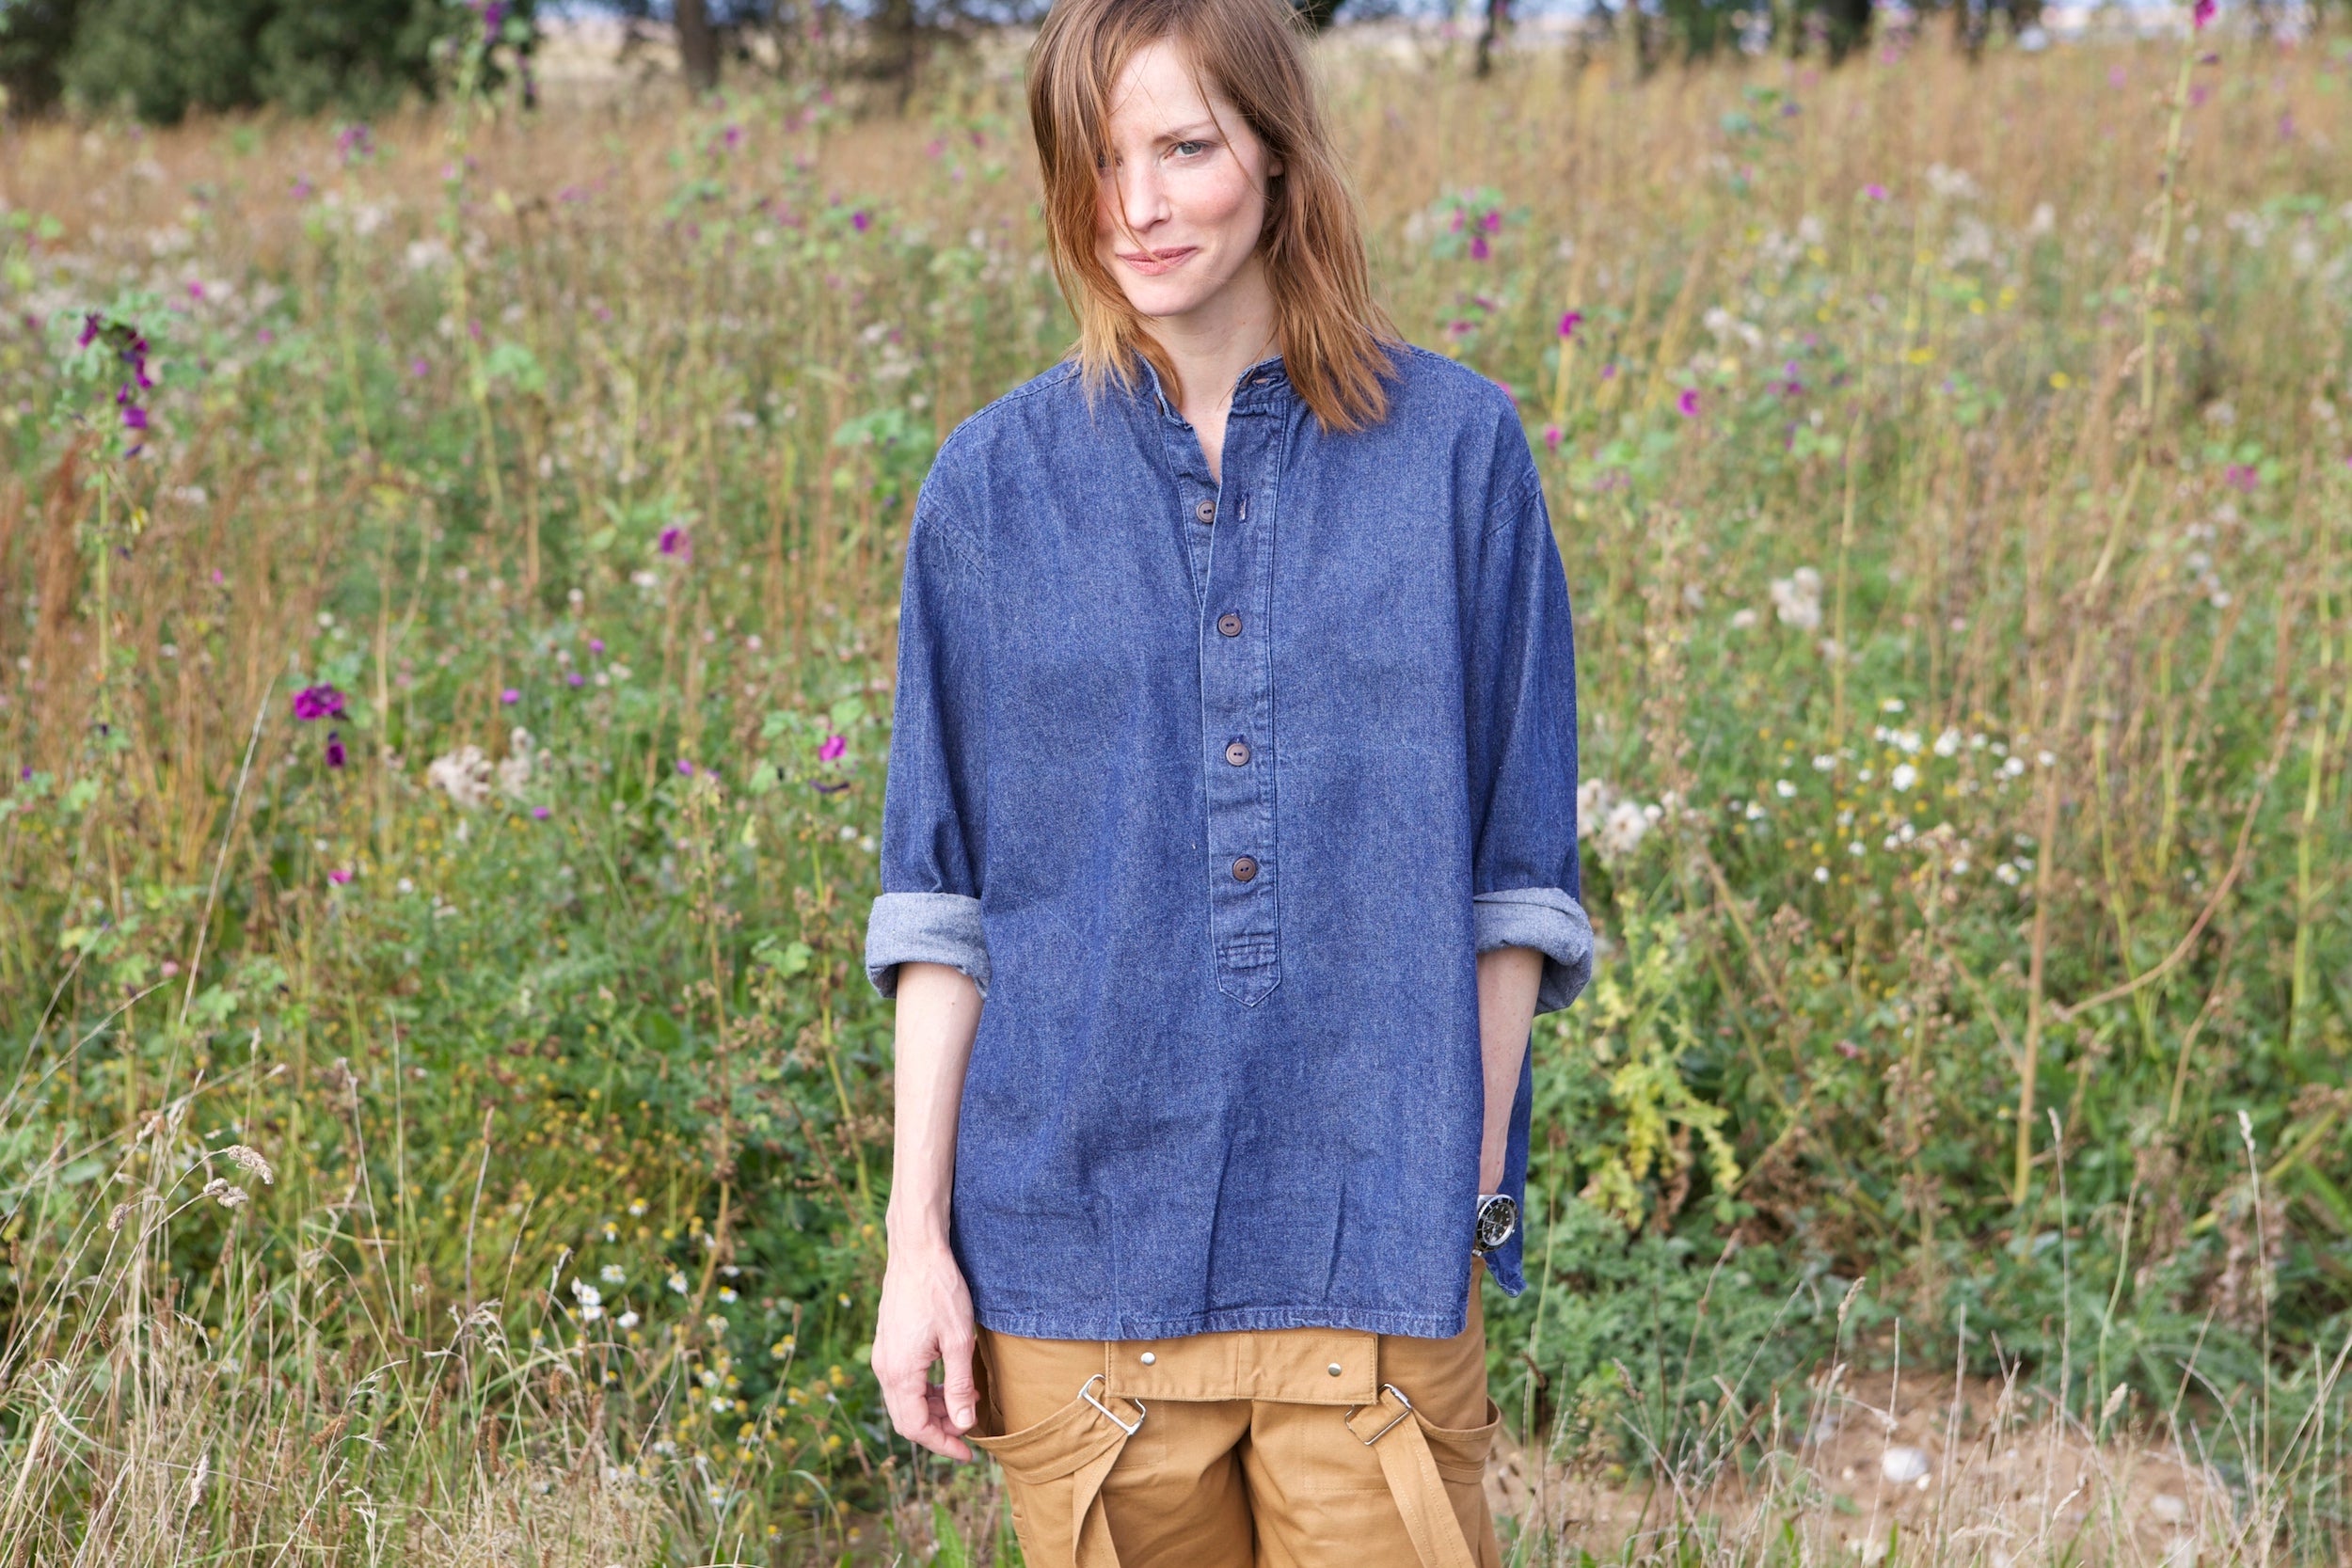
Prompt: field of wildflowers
<box><xmin>2</xmin><ymin>14</ymin><xmax>2351</xmax><ymax>1563</ymax></box>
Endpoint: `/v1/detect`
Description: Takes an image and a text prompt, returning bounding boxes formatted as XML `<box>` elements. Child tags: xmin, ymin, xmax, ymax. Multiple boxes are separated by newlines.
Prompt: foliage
<box><xmin>0</xmin><ymin>0</ymin><xmax>534</xmax><ymax>122</ymax></box>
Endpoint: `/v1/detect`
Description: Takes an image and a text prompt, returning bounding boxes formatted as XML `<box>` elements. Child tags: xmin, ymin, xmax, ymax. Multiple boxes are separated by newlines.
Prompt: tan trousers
<box><xmin>969</xmin><ymin>1260</ymin><xmax>1502</xmax><ymax>1568</ymax></box>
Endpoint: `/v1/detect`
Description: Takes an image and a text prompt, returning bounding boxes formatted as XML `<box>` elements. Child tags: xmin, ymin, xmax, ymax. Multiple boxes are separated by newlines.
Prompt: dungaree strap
<box><xmin>1344</xmin><ymin>1384</ymin><xmax>1483</xmax><ymax>1568</ymax></box>
<box><xmin>1069</xmin><ymin>1371</ymin><xmax>1143</xmax><ymax>1568</ymax></box>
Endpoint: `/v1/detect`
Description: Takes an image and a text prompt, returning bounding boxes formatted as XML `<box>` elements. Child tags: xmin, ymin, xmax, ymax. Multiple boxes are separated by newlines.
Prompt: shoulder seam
<box><xmin>934</xmin><ymin>358</ymin><xmax>1085</xmax><ymax>463</ymax></box>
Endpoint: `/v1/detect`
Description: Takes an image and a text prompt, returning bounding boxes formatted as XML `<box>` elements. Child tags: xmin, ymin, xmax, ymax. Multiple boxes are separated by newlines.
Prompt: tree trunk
<box><xmin>676</xmin><ymin>0</ymin><xmax>719</xmax><ymax>92</ymax></box>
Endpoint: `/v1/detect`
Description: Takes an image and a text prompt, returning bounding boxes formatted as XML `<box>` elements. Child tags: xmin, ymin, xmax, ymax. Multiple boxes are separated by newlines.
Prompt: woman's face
<box><xmin>1094</xmin><ymin>39</ymin><xmax>1281</xmax><ymax>329</ymax></box>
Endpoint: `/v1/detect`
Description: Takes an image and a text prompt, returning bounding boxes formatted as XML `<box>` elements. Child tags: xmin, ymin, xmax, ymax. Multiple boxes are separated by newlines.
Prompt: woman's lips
<box><xmin>1118</xmin><ymin>245</ymin><xmax>1198</xmax><ymax>277</ymax></box>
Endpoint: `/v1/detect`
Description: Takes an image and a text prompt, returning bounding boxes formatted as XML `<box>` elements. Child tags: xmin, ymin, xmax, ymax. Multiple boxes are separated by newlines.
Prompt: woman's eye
<box><xmin>1171</xmin><ymin>140</ymin><xmax>1206</xmax><ymax>157</ymax></box>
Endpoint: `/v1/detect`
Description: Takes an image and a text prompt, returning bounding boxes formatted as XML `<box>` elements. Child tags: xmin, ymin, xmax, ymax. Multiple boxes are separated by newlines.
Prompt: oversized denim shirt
<box><xmin>863</xmin><ymin>341</ymin><xmax>1592</xmax><ymax>1341</ymax></box>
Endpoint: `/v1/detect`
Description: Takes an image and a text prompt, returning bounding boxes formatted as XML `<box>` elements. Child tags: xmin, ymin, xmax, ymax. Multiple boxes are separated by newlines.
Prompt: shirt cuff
<box><xmin>864</xmin><ymin>892</ymin><xmax>991</xmax><ymax>1001</ymax></box>
<box><xmin>1472</xmin><ymin>888</ymin><xmax>1594</xmax><ymax>1015</ymax></box>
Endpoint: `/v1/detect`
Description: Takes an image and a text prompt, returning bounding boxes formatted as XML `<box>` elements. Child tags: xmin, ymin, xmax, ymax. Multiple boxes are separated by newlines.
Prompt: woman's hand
<box><xmin>874</xmin><ymin>1237</ymin><xmax>981</xmax><ymax>1461</ymax></box>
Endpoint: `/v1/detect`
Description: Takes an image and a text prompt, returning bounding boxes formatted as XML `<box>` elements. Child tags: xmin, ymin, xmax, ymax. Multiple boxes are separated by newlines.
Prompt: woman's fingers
<box><xmin>940</xmin><ymin>1322</ymin><xmax>978</xmax><ymax>1432</ymax></box>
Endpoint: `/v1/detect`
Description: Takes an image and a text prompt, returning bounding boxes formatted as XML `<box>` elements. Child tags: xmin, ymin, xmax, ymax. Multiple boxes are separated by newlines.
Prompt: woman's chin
<box><xmin>1115</xmin><ymin>277</ymin><xmax>1220</xmax><ymax>326</ymax></box>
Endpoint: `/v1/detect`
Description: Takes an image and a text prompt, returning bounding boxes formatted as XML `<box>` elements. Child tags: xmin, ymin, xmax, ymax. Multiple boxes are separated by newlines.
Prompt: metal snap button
<box><xmin>1327</xmin><ymin>1363</ymin><xmax>1343</xmax><ymax>1377</ymax></box>
<box><xmin>1140</xmin><ymin>1351</ymin><xmax>1156</xmax><ymax>1365</ymax></box>
<box><xmin>1232</xmin><ymin>855</ymin><xmax>1258</xmax><ymax>882</ymax></box>
<box><xmin>1224</xmin><ymin>739</ymin><xmax>1250</xmax><ymax>767</ymax></box>
<box><xmin>1216</xmin><ymin>611</ymin><xmax>1242</xmax><ymax>637</ymax></box>
<box><xmin>1195</xmin><ymin>499</ymin><xmax>1215</xmax><ymax>524</ymax></box>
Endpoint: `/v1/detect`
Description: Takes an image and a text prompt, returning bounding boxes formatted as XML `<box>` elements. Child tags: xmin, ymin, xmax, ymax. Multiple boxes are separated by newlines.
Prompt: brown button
<box><xmin>1195</xmin><ymin>499</ymin><xmax>1216</xmax><ymax>524</ymax></box>
<box><xmin>1232</xmin><ymin>855</ymin><xmax>1258</xmax><ymax>882</ymax></box>
<box><xmin>1216</xmin><ymin>612</ymin><xmax>1242</xmax><ymax>637</ymax></box>
<box><xmin>1224</xmin><ymin>739</ymin><xmax>1251</xmax><ymax>767</ymax></box>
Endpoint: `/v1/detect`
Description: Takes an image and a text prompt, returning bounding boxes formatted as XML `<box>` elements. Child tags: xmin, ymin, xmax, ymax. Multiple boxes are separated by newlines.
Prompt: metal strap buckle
<box><xmin>1079</xmin><ymin>1372</ymin><xmax>1145</xmax><ymax>1436</ymax></box>
<box><xmin>1346</xmin><ymin>1383</ymin><xmax>1415</xmax><ymax>1447</ymax></box>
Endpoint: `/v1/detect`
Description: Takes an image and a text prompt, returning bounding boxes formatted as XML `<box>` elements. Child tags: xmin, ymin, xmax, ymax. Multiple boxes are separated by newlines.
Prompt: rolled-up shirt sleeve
<box><xmin>1465</xmin><ymin>460</ymin><xmax>1593</xmax><ymax>1016</ymax></box>
<box><xmin>866</xmin><ymin>464</ymin><xmax>991</xmax><ymax>1000</ymax></box>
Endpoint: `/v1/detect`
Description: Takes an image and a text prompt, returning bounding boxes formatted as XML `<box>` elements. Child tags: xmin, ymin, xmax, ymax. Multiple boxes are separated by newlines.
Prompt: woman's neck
<box><xmin>1148</xmin><ymin>260</ymin><xmax>1279</xmax><ymax>486</ymax></box>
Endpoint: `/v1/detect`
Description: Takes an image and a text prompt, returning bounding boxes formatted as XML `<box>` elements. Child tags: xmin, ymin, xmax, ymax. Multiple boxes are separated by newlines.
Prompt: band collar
<box><xmin>1133</xmin><ymin>348</ymin><xmax>1293</xmax><ymax>426</ymax></box>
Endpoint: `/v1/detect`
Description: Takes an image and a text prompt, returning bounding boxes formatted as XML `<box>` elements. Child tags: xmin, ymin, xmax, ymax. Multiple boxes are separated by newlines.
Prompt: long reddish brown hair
<box><xmin>1026</xmin><ymin>0</ymin><xmax>1400</xmax><ymax>433</ymax></box>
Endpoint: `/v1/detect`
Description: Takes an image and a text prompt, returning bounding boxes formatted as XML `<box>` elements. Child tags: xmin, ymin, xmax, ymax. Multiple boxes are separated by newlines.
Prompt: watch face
<box><xmin>1475</xmin><ymin>1195</ymin><xmax>1518</xmax><ymax>1252</ymax></box>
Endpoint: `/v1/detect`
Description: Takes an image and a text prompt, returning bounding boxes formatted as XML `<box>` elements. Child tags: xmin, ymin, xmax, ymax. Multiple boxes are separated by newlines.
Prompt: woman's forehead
<box><xmin>1104</xmin><ymin>39</ymin><xmax>1225</xmax><ymax>130</ymax></box>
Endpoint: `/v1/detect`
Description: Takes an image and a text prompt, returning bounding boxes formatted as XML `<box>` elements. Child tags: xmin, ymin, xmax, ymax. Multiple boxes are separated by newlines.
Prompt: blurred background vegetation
<box><xmin>1</xmin><ymin>0</ymin><xmax>2350</xmax><ymax>1561</ymax></box>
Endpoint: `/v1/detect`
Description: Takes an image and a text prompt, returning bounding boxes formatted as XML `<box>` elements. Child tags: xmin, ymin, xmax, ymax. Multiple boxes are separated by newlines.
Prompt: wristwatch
<box><xmin>1473</xmin><ymin>1193</ymin><xmax>1518</xmax><ymax>1254</ymax></box>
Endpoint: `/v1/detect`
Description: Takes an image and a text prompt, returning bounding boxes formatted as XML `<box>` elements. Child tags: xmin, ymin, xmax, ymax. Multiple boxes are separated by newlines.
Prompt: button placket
<box><xmin>1198</xmin><ymin>406</ymin><xmax>1286</xmax><ymax>1006</ymax></box>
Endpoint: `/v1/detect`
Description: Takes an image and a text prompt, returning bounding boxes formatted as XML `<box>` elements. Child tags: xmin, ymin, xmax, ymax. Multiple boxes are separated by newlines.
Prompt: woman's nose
<box><xmin>1114</xmin><ymin>162</ymin><xmax>1168</xmax><ymax>230</ymax></box>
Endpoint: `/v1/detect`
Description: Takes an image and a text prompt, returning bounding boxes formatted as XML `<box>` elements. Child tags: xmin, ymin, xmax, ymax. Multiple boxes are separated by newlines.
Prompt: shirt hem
<box><xmin>971</xmin><ymin>1300</ymin><xmax>1471</xmax><ymax>1341</ymax></box>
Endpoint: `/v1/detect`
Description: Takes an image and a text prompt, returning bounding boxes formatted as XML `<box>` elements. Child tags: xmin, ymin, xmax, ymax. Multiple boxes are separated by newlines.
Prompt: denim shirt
<box><xmin>864</xmin><ymin>341</ymin><xmax>1592</xmax><ymax>1341</ymax></box>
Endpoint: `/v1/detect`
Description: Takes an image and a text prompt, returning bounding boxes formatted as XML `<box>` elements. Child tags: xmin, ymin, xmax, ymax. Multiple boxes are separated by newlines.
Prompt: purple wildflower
<box><xmin>1542</xmin><ymin>424</ymin><xmax>1563</xmax><ymax>451</ymax></box>
<box><xmin>658</xmin><ymin>525</ymin><xmax>690</xmax><ymax>558</ymax></box>
<box><xmin>851</xmin><ymin>211</ymin><xmax>871</xmax><ymax>232</ymax></box>
<box><xmin>2193</xmin><ymin>0</ymin><xmax>2215</xmax><ymax>28</ymax></box>
<box><xmin>676</xmin><ymin>759</ymin><xmax>695</xmax><ymax>776</ymax></box>
<box><xmin>1481</xmin><ymin>209</ymin><xmax>1502</xmax><ymax>233</ymax></box>
<box><xmin>1677</xmin><ymin>388</ymin><xmax>1702</xmax><ymax>418</ymax></box>
<box><xmin>2224</xmin><ymin>464</ymin><xmax>2258</xmax><ymax>492</ymax></box>
<box><xmin>818</xmin><ymin>734</ymin><xmax>846</xmax><ymax>762</ymax></box>
<box><xmin>325</xmin><ymin>730</ymin><xmax>347</xmax><ymax>768</ymax></box>
<box><xmin>292</xmin><ymin>684</ymin><xmax>346</xmax><ymax>721</ymax></box>
<box><xmin>410</xmin><ymin>357</ymin><xmax>430</xmax><ymax>377</ymax></box>
<box><xmin>532</xmin><ymin>805</ymin><xmax>551</xmax><ymax>820</ymax></box>
<box><xmin>328</xmin><ymin>867</ymin><xmax>353</xmax><ymax>885</ymax></box>
<box><xmin>1863</xmin><ymin>183</ymin><xmax>1887</xmax><ymax>201</ymax></box>
<box><xmin>589</xmin><ymin>638</ymin><xmax>606</xmax><ymax>655</ymax></box>
<box><xmin>501</xmin><ymin>688</ymin><xmax>520</xmax><ymax>705</ymax></box>
<box><xmin>1558</xmin><ymin>310</ymin><xmax>1584</xmax><ymax>340</ymax></box>
<box><xmin>77</xmin><ymin>312</ymin><xmax>101</xmax><ymax>349</ymax></box>
<box><xmin>566</xmin><ymin>670</ymin><xmax>584</xmax><ymax>687</ymax></box>
<box><xmin>724</xmin><ymin>124</ymin><xmax>744</xmax><ymax>150</ymax></box>
<box><xmin>1469</xmin><ymin>233</ymin><xmax>1490</xmax><ymax>261</ymax></box>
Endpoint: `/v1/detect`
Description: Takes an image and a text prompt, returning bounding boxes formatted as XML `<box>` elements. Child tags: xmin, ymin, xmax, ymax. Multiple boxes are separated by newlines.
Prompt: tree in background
<box><xmin>0</xmin><ymin>0</ymin><xmax>535</xmax><ymax>122</ymax></box>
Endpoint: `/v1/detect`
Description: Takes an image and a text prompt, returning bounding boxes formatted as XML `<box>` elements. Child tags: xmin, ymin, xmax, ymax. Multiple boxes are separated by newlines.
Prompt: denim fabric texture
<box><xmin>865</xmin><ymin>341</ymin><xmax>1591</xmax><ymax>1341</ymax></box>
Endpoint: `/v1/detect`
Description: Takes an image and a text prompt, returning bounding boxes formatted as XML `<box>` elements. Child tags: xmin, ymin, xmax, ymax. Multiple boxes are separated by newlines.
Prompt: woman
<box><xmin>864</xmin><ymin>0</ymin><xmax>1590</xmax><ymax>1560</ymax></box>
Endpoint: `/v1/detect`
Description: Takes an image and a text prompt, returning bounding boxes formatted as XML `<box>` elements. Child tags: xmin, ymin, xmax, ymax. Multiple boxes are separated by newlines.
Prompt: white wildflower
<box><xmin>1813</xmin><ymin>866</ymin><xmax>1830</xmax><ymax>883</ymax></box>
<box><xmin>668</xmin><ymin>1272</ymin><xmax>689</xmax><ymax>1294</ymax></box>
<box><xmin>1598</xmin><ymin>800</ymin><xmax>1652</xmax><ymax>863</ymax></box>
<box><xmin>1577</xmin><ymin>778</ymin><xmax>1617</xmax><ymax>837</ymax></box>
<box><xmin>1729</xmin><ymin>607</ymin><xmax>1760</xmax><ymax>630</ymax></box>
<box><xmin>1924</xmin><ymin>163</ymin><xmax>1979</xmax><ymax>202</ymax></box>
<box><xmin>571</xmin><ymin>1278</ymin><xmax>602</xmax><ymax>1308</ymax></box>
<box><xmin>427</xmin><ymin>745</ymin><xmax>494</xmax><ymax>810</ymax></box>
<box><xmin>1812</xmin><ymin>754</ymin><xmax>1836</xmax><ymax>772</ymax></box>
<box><xmin>617</xmin><ymin>1310</ymin><xmax>640</xmax><ymax>1330</ymax></box>
<box><xmin>1933</xmin><ymin>728</ymin><xmax>1962</xmax><ymax>758</ymax></box>
<box><xmin>1775</xmin><ymin>779</ymin><xmax>1797</xmax><ymax>799</ymax></box>
<box><xmin>600</xmin><ymin>1264</ymin><xmax>627</xmax><ymax>1285</ymax></box>
<box><xmin>497</xmin><ymin>729</ymin><xmax>533</xmax><ymax>800</ymax></box>
<box><xmin>1769</xmin><ymin>566</ymin><xmax>1823</xmax><ymax>632</ymax></box>
<box><xmin>1891</xmin><ymin>764</ymin><xmax>1918</xmax><ymax>792</ymax></box>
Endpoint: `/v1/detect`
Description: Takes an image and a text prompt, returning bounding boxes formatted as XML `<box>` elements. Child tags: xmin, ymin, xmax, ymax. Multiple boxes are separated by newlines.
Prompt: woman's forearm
<box><xmin>884</xmin><ymin>961</ymin><xmax>985</xmax><ymax>1255</ymax></box>
<box><xmin>1476</xmin><ymin>945</ymin><xmax>1544</xmax><ymax>1193</ymax></box>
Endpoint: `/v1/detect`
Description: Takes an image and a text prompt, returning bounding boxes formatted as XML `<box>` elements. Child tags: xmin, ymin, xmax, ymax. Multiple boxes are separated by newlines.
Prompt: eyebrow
<box><xmin>1156</xmin><ymin>121</ymin><xmax>1220</xmax><ymax>142</ymax></box>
